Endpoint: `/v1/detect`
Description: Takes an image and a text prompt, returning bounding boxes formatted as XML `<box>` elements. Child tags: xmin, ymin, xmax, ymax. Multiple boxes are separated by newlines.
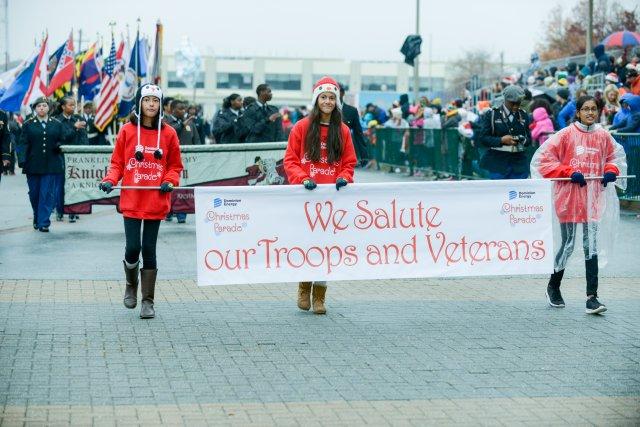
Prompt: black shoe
<box><xmin>38</xmin><ymin>227</ymin><xmax>49</xmax><ymax>233</ymax></box>
<box><xmin>69</xmin><ymin>215</ymin><xmax>76</xmax><ymax>223</ymax></box>
<box><xmin>586</xmin><ymin>296</ymin><xmax>607</xmax><ymax>314</ymax></box>
<box><xmin>177</xmin><ymin>218</ymin><xmax>186</xmax><ymax>224</ymax></box>
<box><xmin>546</xmin><ymin>285</ymin><xmax>565</xmax><ymax>308</ymax></box>
<box><xmin>165</xmin><ymin>214</ymin><xmax>173</xmax><ymax>222</ymax></box>
<box><xmin>56</xmin><ymin>214</ymin><xmax>64</xmax><ymax>222</ymax></box>
<box><xmin>33</xmin><ymin>219</ymin><xmax>37</xmax><ymax>230</ymax></box>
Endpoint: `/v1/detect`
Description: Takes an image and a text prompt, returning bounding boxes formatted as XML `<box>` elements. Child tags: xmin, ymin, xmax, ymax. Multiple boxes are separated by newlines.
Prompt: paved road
<box><xmin>1</xmin><ymin>170</ymin><xmax>639</xmax><ymax>425</ymax></box>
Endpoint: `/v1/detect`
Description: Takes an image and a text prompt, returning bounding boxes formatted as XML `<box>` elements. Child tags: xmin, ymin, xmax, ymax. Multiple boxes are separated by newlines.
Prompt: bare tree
<box><xmin>537</xmin><ymin>0</ymin><xmax>639</xmax><ymax>60</ymax></box>
<box><xmin>449</xmin><ymin>49</ymin><xmax>501</xmax><ymax>92</ymax></box>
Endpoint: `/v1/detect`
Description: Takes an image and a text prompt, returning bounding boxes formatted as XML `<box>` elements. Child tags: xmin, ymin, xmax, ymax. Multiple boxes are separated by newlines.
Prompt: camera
<box><xmin>511</xmin><ymin>135</ymin><xmax>527</xmax><ymax>152</ymax></box>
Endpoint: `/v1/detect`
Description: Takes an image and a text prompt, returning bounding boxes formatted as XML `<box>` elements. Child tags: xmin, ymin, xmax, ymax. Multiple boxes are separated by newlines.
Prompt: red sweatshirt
<box><xmin>284</xmin><ymin>117</ymin><xmax>357</xmax><ymax>184</ymax></box>
<box><xmin>103</xmin><ymin>122</ymin><xmax>183</xmax><ymax>220</ymax></box>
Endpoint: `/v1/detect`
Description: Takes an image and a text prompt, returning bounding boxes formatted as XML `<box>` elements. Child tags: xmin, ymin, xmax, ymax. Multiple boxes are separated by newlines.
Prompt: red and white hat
<box><xmin>312</xmin><ymin>76</ymin><xmax>341</xmax><ymax>109</ymax></box>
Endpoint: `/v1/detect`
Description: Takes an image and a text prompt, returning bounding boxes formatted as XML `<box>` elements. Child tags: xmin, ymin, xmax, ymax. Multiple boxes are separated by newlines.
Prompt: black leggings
<box><xmin>123</xmin><ymin>217</ymin><xmax>161</xmax><ymax>269</ymax></box>
<box><xmin>549</xmin><ymin>222</ymin><xmax>598</xmax><ymax>296</ymax></box>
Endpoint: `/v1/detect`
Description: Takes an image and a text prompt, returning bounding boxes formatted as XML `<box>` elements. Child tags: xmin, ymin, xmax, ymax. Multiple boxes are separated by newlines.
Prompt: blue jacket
<box><xmin>557</xmin><ymin>100</ymin><xmax>576</xmax><ymax>129</ymax></box>
<box><xmin>611</xmin><ymin>95</ymin><xmax>640</xmax><ymax>133</ymax></box>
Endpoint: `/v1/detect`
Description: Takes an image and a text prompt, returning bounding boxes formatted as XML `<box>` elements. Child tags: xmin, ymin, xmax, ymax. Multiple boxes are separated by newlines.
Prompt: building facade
<box><xmin>162</xmin><ymin>55</ymin><xmax>449</xmax><ymax>116</ymax></box>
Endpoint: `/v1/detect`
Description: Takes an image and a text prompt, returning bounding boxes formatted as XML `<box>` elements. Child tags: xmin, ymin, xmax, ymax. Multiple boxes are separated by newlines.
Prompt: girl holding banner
<box><xmin>99</xmin><ymin>84</ymin><xmax>184</xmax><ymax>319</ymax></box>
<box><xmin>284</xmin><ymin>76</ymin><xmax>357</xmax><ymax>314</ymax></box>
<box><xmin>531</xmin><ymin>95</ymin><xmax>627</xmax><ymax>314</ymax></box>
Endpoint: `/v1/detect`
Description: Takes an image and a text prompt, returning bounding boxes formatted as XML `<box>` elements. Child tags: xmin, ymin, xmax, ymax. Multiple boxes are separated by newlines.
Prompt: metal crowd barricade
<box><xmin>371</xmin><ymin>128</ymin><xmax>483</xmax><ymax>180</ymax></box>
<box><xmin>370</xmin><ymin>129</ymin><xmax>639</xmax><ymax>198</ymax></box>
<box><xmin>612</xmin><ymin>133</ymin><xmax>640</xmax><ymax>201</ymax></box>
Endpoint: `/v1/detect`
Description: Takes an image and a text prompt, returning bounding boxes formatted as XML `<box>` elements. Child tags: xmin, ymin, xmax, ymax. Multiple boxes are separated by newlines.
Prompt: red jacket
<box><xmin>284</xmin><ymin>117</ymin><xmax>357</xmax><ymax>184</ymax></box>
<box><xmin>534</xmin><ymin>122</ymin><xmax>621</xmax><ymax>223</ymax></box>
<box><xmin>103</xmin><ymin>122</ymin><xmax>183</xmax><ymax>220</ymax></box>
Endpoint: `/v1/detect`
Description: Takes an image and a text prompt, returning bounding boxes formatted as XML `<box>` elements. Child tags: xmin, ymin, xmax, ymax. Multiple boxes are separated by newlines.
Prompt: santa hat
<box><xmin>133</xmin><ymin>84</ymin><xmax>164</xmax><ymax>161</ymax></box>
<box><xmin>311</xmin><ymin>76</ymin><xmax>341</xmax><ymax>109</ymax></box>
<box><xmin>605</xmin><ymin>72</ymin><xmax>619</xmax><ymax>83</ymax></box>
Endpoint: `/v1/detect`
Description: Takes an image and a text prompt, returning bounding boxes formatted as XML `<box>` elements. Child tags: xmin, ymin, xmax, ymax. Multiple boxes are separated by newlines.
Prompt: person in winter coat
<box><xmin>166</xmin><ymin>99</ymin><xmax>201</xmax><ymax>146</ymax></box>
<box><xmin>212</xmin><ymin>93</ymin><xmax>243</xmax><ymax>144</ymax></box>
<box><xmin>54</xmin><ymin>96</ymin><xmax>88</xmax><ymax>223</ymax></box>
<box><xmin>283</xmin><ymin>76</ymin><xmax>357</xmax><ymax>315</ymax></box>
<box><xmin>18</xmin><ymin>97</ymin><xmax>73</xmax><ymax>232</ymax></box>
<box><xmin>612</xmin><ymin>93</ymin><xmax>633</xmax><ymax>127</ymax></box>
<box><xmin>237</xmin><ymin>84</ymin><xmax>284</xmax><ymax>143</ymax></box>
<box><xmin>593</xmin><ymin>44</ymin><xmax>611</xmax><ymax>74</ymax></box>
<box><xmin>0</xmin><ymin>109</ymin><xmax>11</xmax><ymax>182</ymax></box>
<box><xmin>476</xmin><ymin>85</ymin><xmax>532</xmax><ymax>179</ymax></box>
<box><xmin>601</xmin><ymin>84</ymin><xmax>621</xmax><ymax>126</ymax></box>
<box><xmin>531</xmin><ymin>95</ymin><xmax>627</xmax><ymax>314</ymax></box>
<box><xmin>529</xmin><ymin>107</ymin><xmax>554</xmax><ymax>145</ymax></box>
<box><xmin>610</xmin><ymin>94</ymin><xmax>640</xmax><ymax>133</ymax></box>
<box><xmin>339</xmin><ymin>85</ymin><xmax>368</xmax><ymax>166</ymax></box>
<box><xmin>99</xmin><ymin>84</ymin><xmax>184</xmax><ymax>319</ymax></box>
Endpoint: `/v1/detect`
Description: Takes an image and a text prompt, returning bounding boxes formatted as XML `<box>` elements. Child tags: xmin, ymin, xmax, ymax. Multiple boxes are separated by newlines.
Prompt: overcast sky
<box><xmin>10</xmin><ymin>0</ymin><xmax>639</xmax><ymax>64</ymax></box>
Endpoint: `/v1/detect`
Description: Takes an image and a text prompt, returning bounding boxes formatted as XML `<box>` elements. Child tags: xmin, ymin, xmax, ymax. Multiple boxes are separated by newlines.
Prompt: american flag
<box><xmin>94</xmin><ymin>37</ymin><xmax>124</xmax><ymax>132</ymax></box>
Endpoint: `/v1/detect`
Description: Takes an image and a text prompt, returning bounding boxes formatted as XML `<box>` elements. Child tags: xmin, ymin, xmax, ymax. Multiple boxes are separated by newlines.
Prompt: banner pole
<box><xmin>112</xmin><ymin>176</ymin><xmax>636</xmax><ymax>191</ymax></box>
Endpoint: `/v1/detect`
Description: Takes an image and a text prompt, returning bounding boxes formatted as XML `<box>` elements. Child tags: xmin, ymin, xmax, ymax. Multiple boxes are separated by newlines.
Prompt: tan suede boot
<box><xmin>297</xmin><ymin>282</ymin><xmax>312</xmax><ymax>311</ymax></box>
<box><xmin>123</xmin><ymin>260</ymin><xmax>139</xmax><ymax>309</ymax></box>
<box><xmin>312</xmin><ymin>285</ymin><xmax>327</xmax><ymax>315</ymax></box>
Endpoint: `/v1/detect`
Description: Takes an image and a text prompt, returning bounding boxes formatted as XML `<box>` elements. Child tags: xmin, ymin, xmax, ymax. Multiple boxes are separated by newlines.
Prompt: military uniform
<box><xmin>0</xmin><ymin>110</ymin><xmax>10</xmax><ymax>182</ymax></box>
<box><xmin>18</xmin><ymin>114</ymin><xmax>72</xmax><ymax>230</ymax></box>
<box><xmin>54</xmin><ymin>113</ymin><xmax>89</xmax><ymax>220</ymax></box>
<box><xmin>236</xmin><ymin>102</ymin><xmax>284</xmax><ymax>143</ymax></box>
<box><xmin>477</xmin><ymin>104</ymin><xmax>532</xmax><ymax>179</ymax></box>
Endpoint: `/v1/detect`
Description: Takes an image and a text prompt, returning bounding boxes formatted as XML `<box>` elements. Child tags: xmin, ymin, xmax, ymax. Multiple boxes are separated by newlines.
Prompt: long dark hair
<box><xmin>304</xmin><ymin>104</ymin><xmax>343</xmax><ymax>163</ymax></box>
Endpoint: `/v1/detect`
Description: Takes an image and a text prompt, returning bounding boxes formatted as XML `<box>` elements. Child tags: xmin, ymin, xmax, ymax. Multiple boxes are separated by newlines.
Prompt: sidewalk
<box><xmin>1</xmin><ymin>277</ymin><xmax>639</xmax><ymax>425</ymax></box>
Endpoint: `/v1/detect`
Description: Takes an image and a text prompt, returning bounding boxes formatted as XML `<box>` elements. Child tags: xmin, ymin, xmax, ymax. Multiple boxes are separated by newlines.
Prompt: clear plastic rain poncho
<box><xmin>530</xmin><ymin>122</ymin><xmax>627</xmax><ymax>271</ymax></box>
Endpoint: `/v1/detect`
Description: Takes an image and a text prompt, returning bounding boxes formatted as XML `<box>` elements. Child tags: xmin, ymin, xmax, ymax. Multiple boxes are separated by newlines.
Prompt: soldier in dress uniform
<box><xmin>477</xmin><ymin>85</ymin><xmax>532</xmax><ymax>179</ymax></box>
<box><xmin>54</xmin><ymin>96</ymin><xmax>88</xmax><ymax>222</ymax></box>
<box><xmin>82</xmin><ymin>101</ymin><xmax>108</xmax><ymax>146</ymax></box>
<box><xmin>0</xmin><ymin>108</ymin><xmax>10</xmax><ymax>181</ymax></box>
<box><xmin>18</xmin><ymin>97</ymin><xmax>72</xmax><ymax>232</ymax></box>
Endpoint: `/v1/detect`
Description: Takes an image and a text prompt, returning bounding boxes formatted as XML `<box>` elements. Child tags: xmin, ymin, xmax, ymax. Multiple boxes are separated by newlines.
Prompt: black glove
<box><xmin>336</xmin><ymin>177</ymin><xmax>348</xmax><ymax>191</ymax></box>
<box><xmin>570</xmin><ymin>172</ymin><xmax>587</xmax><ymax>187</ymax></box>
<box><xmin>601</xmin><ymin>172</ymin><xmax>617</xmax><ymax>187</ymax></box>
<box><xmin>303</xmin><ymin>179</ymin><xmax>317</xmax><ymax>190</ymax></box>
<box><xmin>160</xmin><ymin>182</ymin><xmax>174</xmax><ymax>193</ymax></box>
<box><xmin>99</xmin><ymin>181</ymin><xmax>113</xmax><ymax>194</ymax></box>
<box><xmin>53</xmin><ymin>144</ymin><xmax>62</xmax><ymax>154</ymax></box>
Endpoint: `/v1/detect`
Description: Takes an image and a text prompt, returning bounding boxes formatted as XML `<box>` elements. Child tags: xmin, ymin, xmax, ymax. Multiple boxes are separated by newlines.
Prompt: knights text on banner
<box><xmin>195</xmin><ymin>180</ymin><xmax>554</xmax><ymax>286</ymax></box>
<box><xmin>61</xmin><ymin>143</ymin><xmax>287</xmax><ymax>214</ymax></box>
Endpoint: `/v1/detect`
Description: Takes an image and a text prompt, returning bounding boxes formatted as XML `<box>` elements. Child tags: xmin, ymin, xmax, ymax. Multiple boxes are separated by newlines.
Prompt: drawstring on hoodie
<box><xmin>134</xmin><ymin>84</ymin><xmax>164</xmax><ymax>161</ymax></box>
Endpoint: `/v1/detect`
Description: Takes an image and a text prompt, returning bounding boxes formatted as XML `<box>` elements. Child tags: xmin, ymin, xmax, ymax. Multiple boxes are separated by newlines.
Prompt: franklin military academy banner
<box><xmin>194</xmin><ymin>180</ymin><xmax>555</xmax><ymax>285</ymax></box>
<box><xmin>61</xmin><ymin>142</ymin><xmax>288</xmax><ymax>214</ymax></box>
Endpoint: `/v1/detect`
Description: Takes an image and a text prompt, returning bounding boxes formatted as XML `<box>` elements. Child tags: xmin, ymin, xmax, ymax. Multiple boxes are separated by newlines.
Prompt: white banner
<box><xmin>195</xmin><ymin>180</ymin><xmax>555</xmax><ymax>286</ymax></box>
